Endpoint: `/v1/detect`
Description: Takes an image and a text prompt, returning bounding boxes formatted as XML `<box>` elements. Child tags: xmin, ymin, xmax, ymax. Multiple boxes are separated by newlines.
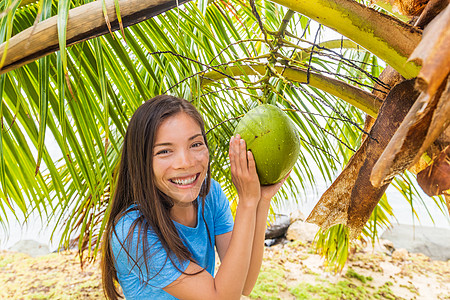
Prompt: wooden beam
<box><xmin>0</xmin><ymin>0</ymin><xmax>191</xmax><ymax>74</ymax></box>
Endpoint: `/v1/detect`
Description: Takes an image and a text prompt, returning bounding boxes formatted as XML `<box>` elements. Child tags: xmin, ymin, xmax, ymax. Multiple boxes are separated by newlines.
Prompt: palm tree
<box><xmin>0</xmin><ymin>0</ymin><xmax>448</xmax><ymax>270</ymax></box>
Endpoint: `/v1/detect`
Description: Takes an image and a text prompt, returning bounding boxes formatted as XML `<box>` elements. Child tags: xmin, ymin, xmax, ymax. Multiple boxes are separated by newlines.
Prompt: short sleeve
<box><xmin>111</xmin><ymin>211</ymin><xmax>189</xmax><ymax>290</ymax></box>
<box><xmin>212</xmin><ymin>180</ymin><xmax>234</xmax><ymax>236</ymax></box>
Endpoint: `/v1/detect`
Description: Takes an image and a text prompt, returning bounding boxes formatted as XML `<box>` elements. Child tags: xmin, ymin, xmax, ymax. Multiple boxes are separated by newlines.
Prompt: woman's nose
<box><xmin>174</xmin><ymin>150</ymin><xmax>193</xmax><ymax>168</ymax></box>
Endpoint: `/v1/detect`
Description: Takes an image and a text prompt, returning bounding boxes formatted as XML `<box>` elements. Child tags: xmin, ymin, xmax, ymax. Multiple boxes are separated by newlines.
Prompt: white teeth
<box><xmin>171</xmin><ymin>175</ymin><xmax>197</xmax><ymax>185</ymax></box>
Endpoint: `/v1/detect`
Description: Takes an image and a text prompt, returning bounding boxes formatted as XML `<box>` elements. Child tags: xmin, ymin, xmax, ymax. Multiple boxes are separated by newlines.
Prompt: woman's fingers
<box><xmin>230</xmin><ymin>135</ymin><xmax>246</xmax><ymax>174</ymax></box>
<box><xmin>230</xmin><ymin>135</ymin><xmax>261</xmax><ymax>179</ymax></box>
<box><xmin>229</xmin><ymin>136</ymin><xmax>236</xmax><ymax>173</ymax></box>
<box><xmin>229</xmin><ymin>135</ymin><xmax>261</xmax><ymax>203</ymax></box>
<box><xmin>247</xmin><ymin>150</ymin><xmax>257</xmax><ymax>175</ymax></box>
<box><xmin>239</xmin><ymin>138</ymin><xmax>248</xmax><ymax>172</ymax></box>
<box><xmin>230</xmin><ymin>135</ymin><xmax>260</xmax><ymax>184</ymax></box>
<box><xmin>230</xmin><ymin>135</ymin><xmax>242</xmax><ymax>174</ymax></box>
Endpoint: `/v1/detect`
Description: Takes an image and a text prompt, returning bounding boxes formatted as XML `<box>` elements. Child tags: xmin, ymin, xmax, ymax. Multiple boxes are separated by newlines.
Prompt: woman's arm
<box><xmin>241</xmin><ymin>198</ymin><xmax>271</xmax><ymax>295</ymax></box>
<box><xmin>242</xmin><ymin>177</ymin><xmax>287</xmax><ymax>295</ymax></box>
<box><xmin>163</xmin><ymin>135</ymin><xmax>262</xmax><ymax>300</ymax></box>
<box><xmin>215</xmin><ymin>178</ymin><xmax>288</xmax><ymax>296</ymax></box>
<box><xmin>214</xmin><ymin>146</ymin><xmax>289</xmax><ymax>297</ymax></box>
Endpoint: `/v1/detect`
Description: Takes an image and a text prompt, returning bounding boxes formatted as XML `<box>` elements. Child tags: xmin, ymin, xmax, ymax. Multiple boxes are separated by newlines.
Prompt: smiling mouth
<box><xmin>169</xmin><ymin>173</ymin><xmax>199</xmax><ymax>186</ymax></box>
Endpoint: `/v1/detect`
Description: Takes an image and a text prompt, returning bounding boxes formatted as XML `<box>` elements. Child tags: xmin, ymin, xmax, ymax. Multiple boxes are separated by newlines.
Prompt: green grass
<box><xmin>249</xmin><ymin>266</ymin><xmax>287</xmax><ymax>300</ymax></box>
<box><xmin>249</xmin><ymin>265</ymin><xmax>406</xmax><ymax>300</ymax></box>
<box><xmin>346</xmin><ymin>268</ymin><xmax>373</xmax><ymax>283</ymax></box>
<box><xmin>374</xmin><ymin>281</ymin><xmax>405</xmax><ymax>300</ymax></box>
<box><xmin>289</xmin><ymin>280</ymin><xmax>372</xmax><ymax>300</ymax></box>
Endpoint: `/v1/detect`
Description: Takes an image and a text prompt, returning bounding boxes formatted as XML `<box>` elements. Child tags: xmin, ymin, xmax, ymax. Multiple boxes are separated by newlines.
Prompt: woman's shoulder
<box><xmin>115</xmin><ymin>206</ymin><xmax>141</xmax><ymax>227</ymax></box>
<box><xmin>205</xmin><ymin>179</ymin><xmax>228</xmax><ymax>207</ymax></box>
<box><xmin>209</xmin><ymin>178</ymin><xmax>223</xmax><ymax>194</ymax></box>
<box><xmin>113</xmin><ymin>206</ymin><xmax>156</xmax><ymax>242</ymax></box>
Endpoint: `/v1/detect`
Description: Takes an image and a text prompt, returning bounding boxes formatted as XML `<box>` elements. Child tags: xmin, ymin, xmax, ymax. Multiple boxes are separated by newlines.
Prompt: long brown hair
<box><xmin>101</xmin><ymin>95</ymin><xmax>211</xmax><ymax>299</ymax></box>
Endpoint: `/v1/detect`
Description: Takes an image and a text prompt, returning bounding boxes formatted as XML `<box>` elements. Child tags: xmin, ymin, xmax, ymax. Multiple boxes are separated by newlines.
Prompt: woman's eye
<box><xmin>155</xmin><ymin>149</ymin><xmax>170</xmax><ymax>156</ymax></box>
<box><xmin>192</xmin><ymin>142</ymin><xmax>203</xmax><ymax>148</ymax></box>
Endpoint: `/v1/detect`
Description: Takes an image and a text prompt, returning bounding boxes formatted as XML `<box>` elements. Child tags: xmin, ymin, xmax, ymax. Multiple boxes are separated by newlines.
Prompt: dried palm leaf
<box><xmin>409</xmin><ymin>4</ymin><xmax>450</xmax><ymax>95</ymax></box>
<box><xmin>370</xmin><ymin>78</ymin><xmax>447</xmax><ymax>187</ymax></box>
<box><xmin>362</xmin><ymin>66</ymin><xmax>405</xmax><ymax>143</ymax></box>
<box><xmin>391</xmin><ymin>0</ymin><xmax>429</xmax><ymax>16</ymax></box>
<box><xmin>412</xmin><ymin>77</ymin><xmax>450</xmax><ymax>165</ymax></box>
<box><xmin>415</xmin><ymin>0</ymin><xmax>449</xmax><ymax>28</ymax></box>
<box><xmin>417</xmin><ymin>145</ymin><xmax>450</xmax><ymax>196</ymax></box>
<box><xmin>307</xmin><ymin>79</ymin><xmax>420</xmax><ymax>239</ymax></box>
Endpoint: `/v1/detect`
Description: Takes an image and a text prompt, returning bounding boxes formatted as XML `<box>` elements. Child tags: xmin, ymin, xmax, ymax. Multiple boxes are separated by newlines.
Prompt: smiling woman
<box><xmin>152</xmin><ymin>113</ymin><xmax>210</xmax><ymax>210</ymax></box>
<box><xmin>101</xmin><ymin>95</ymin><xmax>289</xmax><ymax>300</ymax></box>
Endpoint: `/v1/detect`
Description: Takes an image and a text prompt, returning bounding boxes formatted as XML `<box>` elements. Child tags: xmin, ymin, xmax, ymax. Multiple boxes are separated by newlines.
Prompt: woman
<box><xmin>101</xmin><ymin>95</ymin><xmax>288</xmax><ymax>299</ymax></box>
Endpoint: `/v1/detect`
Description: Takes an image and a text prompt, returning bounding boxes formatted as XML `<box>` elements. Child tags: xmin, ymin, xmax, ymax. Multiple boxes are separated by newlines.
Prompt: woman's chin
<box><xmin>170</xmin><ymin>187</ymin><xmax>201</xmax><ymax>204</ymax></box>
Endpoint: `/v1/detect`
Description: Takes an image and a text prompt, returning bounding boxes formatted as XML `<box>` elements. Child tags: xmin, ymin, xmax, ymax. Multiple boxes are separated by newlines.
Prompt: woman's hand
<box><xmin>229</xmin><ymin>135</ymin><xmax>260</xmax><ymax>207</ymax></box>
<box><xmin>259</xmin><ymin>171</ymin><xmax>290</xmax><ymax>204</ymax></box>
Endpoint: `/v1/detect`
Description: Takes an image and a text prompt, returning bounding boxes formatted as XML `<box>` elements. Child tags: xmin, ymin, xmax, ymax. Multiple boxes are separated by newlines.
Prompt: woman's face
<box><xmin>152</xmin><ymin>112</ymin><xmax>209</xmax><ymax>206</ymax></box>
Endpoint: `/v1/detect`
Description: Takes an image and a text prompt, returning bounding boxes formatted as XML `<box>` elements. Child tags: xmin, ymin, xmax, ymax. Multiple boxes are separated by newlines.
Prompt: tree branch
<box><xmin>271</xmin><ymin>0</ymin><xmax>422</xmax><ymax>79</ymax></box>
<box><xmin>201</xmin><ymin>64</ymin><xmax>382</xmax><ymax>117</ymax></box>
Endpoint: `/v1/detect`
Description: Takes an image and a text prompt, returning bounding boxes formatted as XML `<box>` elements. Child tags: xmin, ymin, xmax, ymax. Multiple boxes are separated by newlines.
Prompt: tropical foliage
<box><xmin>0</xmin><ymin>0</ymin><xmax>447</xmax><ymax>270</ymax></box>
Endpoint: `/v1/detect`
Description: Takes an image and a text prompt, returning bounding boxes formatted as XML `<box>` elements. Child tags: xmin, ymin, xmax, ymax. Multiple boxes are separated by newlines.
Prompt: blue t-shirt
<box><xmin>111</xmin><ymin>179</ymin><xmax>234</xmax><ymax>299</ymax></box>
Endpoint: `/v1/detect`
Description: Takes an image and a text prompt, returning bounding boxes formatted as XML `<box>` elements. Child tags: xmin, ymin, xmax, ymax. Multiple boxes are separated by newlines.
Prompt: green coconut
<box><xmin>234</xmin><ymin>104</ymin><xmax>300</xmax><ymax>185</ymax></box>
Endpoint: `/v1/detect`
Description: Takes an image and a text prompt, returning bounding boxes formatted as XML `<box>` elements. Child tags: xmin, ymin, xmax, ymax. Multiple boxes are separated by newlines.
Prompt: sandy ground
<box><xmin>245</xmin><ymin>240</ymin><xmax>450</xmax><ymax>300</ymax></box>
<box><xmin>0</xmin><ymin>240</ymin><xmax>449</xmax><ymax>299</ymax></box>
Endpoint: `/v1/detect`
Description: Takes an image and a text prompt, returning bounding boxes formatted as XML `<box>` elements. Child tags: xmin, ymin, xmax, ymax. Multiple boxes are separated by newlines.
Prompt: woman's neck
<box><xmin>170</xmin><ymin>201</ymin><xmax>198</xmax><ymax>228</ymax></box>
